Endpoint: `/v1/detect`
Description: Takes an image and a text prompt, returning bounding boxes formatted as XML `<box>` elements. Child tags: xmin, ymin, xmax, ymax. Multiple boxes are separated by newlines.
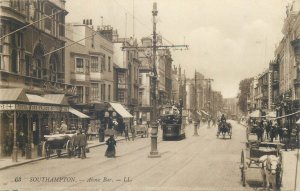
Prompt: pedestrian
<box><xmin>77</xmin><ymin>130</ymin><xmax>87</xmax><ymax>159</ymax></box>
<box><xmin>124</xmin><ymin>125</ymin><xmax>130</xmax><ymax>141</ymax></box>
<box><xmin>17</xmin><ymin>131</ymin><xmax>26</xmax><ymax>157</ymax></box>
<box><xmin>130</xmin><ymin>125</ymin><xmax>135</xmax><ymax>141</ymax></box>
<box><xmin>73</xmin><ymin>130</ymin><xmax>80</xmax><ymax>158</ymax></box>
<box><xmin>87</xmin><ymin>124</ymin><xmax>92</xmax><ymax>141</ymax></box>
<box><xmin>60</xmin><ymin>121</ymin><xmax>68</xmax><ymax>133</ymax></box>
<box><xmin>105</xmin><ymin>135</ymin><xmax>116</xmax><ymax>158</ymax></box>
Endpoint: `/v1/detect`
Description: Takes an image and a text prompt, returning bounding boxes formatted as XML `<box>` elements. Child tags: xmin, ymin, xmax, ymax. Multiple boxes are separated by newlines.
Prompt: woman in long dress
<box><xmin>105</xmin><ymin>135</ymin><xmax>116</xmax><ymax>157</ymax></box>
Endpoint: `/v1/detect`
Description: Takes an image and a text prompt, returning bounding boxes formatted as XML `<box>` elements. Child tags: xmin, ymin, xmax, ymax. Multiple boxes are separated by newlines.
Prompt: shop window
<box><xmin>75</xmin><ymin>57</ymin><xmax>84</xmax><ymax>73</ymax></box>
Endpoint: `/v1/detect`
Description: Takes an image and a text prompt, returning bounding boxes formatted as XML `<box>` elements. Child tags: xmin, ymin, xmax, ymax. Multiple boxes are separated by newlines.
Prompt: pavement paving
<box><xmin>0</xmin><ymin>133</ymin><xmax>139</xmax><ymax>171</ymax></box>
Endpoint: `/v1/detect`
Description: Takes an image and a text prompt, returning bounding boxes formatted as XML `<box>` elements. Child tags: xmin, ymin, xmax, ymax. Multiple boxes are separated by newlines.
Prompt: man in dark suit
<box><xmin>77</xmin><ymin>130</ymin><xmax>87</xmax><ymax>159</ymax></box>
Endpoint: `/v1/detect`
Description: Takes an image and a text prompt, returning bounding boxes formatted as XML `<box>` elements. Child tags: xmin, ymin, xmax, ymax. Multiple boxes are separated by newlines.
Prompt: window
<box><xmin>75</xmin><ymin>57</ymin><xmax>84</xmax><ymax>73</ymax></box>
<box><xmin>76</xmin><ymin>86</ymin><xmax>84</xmax><ymax>103</ymax></box>
<box><xmin>108</xmin><ymin>56</ymin><xmax>111</xmax><ymax>72</ymax></box>
<box><xmin>25</xmin><ymin>54</ymin><xmax>30</xmax><ymax>76</ymax></box>
<box><xmin>118</xmin><ymin>73</ymin><xmax>125</xmax><ymax>84</ymax></box>
<box><xmin>101</xmin><ymin>84</ymin><xmax>106</xmax><ymax>101</ymax></box>
<box><xmin>100</xmin><ymin>55</ymin><xmax>105</xmax><ymax>72</ymax></box>
<box><xmin>90</xmin><ymin>83</ymin><xmax>99</xmax><ymax>101</ymax></box>
<box><xmin>139</xmin><ymin>74</ymin><xmax>142</xmax><ymax>85</ymax></box>
<box><xmin>49</xmin><ymin>54</ymin><xmax>59</xmax><ymax>81</ymax></box>
<box><xmin>108</xmin><ymin>85</ymin><xmax>111</xmax><ymax>101</ymax></box>
<box><xmin>90</xmin><ymin>56</ymin><xmax>99</xmax><ymax>72</ymax></box>
<box><xmin>118</xmin><ymin>91</ymin><xmax>125</xmax><ymax>103</ymax></box>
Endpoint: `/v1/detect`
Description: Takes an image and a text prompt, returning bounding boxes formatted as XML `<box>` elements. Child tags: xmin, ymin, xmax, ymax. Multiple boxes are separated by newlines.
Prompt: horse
<box><xmin>259</xmin><ymin>155</ymin><xmax>281</xmax><ymax>191</ymax></box>
<box><xmin>217</xmin><ymin>121</ymin><xmax>231</xmax><ymax>138</ymax></box>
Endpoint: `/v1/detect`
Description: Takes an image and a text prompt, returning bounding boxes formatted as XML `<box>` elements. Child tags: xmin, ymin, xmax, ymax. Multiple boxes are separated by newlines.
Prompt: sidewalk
<box><xmin>0</xmin><ymin>134</ymin><xmax>137</xmax><ymax>171</ymax></box>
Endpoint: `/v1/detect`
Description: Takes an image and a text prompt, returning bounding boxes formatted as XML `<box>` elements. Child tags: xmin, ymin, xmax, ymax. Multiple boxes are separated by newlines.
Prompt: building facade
<box><xmin>0</xmin><ymin>0</ymin><xmax>75</xmax><ymax>160</ymax></box>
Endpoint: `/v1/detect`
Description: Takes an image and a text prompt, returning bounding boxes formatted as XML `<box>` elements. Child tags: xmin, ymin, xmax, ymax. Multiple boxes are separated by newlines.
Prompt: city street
<box><xmin>2</xmin><ymin>121</ymin><xmax>297</xmax><ymax>191</ymax></box>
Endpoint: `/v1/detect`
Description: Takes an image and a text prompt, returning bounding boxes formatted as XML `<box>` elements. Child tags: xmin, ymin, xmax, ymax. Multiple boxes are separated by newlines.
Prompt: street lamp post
<box><xmin>149</xmin><ymin>2</ymin><xmax>160</xmax><ymax>158</ymax></box>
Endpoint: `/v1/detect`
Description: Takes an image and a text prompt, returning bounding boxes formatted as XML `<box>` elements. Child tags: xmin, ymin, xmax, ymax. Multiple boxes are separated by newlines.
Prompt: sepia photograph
<box><xmin>0</xmin><ymin>0</ymin><xmax>299</xmax><ymax>190</ymax></box>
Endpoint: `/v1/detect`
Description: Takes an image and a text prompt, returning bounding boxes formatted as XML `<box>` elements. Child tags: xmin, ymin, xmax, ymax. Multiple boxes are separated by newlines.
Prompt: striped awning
<box><xmin>109</xmin><ymin>102</ymin><xmax>133</xmax><ymax>118</ymax></box>
<box><xmin>69</xmin><ymin>107</ymin><xmax>89</xmax><ymax>119</ymax></box>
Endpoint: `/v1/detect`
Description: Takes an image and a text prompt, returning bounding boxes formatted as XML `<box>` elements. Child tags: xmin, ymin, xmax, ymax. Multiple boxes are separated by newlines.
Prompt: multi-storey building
<box><xmin>65</xmin><ymin>22</ymin><xmax>114</xmax><ymax>128</ymax></box>
<box><xmin>272</xmin><ymin>1</ymin><xmax>300</xmax><ymax>125</ymax></box>
<box><xmin>113</xmin><ymin>37</ymin><xmax>140</xmax><ymax>120</ymax></box>
<box><xmin>0</xmin><ymin>0</ymin><xmax>75</xmax><ymax>160</ymax></box>
<box><xmin>137</xmin><ymin>37</ymin><xmax>152</xmax><ymax>122</ymax></box>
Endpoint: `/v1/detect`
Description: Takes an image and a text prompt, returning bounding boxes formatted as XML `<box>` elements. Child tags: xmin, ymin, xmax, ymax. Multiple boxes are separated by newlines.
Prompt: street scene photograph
<box><xmin>0</xmin><ymin>0</ymin><xmax>300</xmax><ymax>190</ymax></box>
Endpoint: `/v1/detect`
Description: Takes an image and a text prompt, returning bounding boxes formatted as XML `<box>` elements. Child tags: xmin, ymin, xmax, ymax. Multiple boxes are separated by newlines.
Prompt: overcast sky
<box><xmin>66</xmin><ymin>0</ymin><xmax>293</xmax><ymax>98</ymax></box>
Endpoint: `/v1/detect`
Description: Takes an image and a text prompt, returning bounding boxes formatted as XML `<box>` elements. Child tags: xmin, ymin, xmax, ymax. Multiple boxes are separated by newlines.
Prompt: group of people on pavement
<box><xmin>71</xmin><ymin>129</ymin><xmax>87</xmax><ymax>159</ymax></box>
<box><xmin>248</xmin><ymin>117</ymin><xmax>299</xmax><ymax>150</ymax></box>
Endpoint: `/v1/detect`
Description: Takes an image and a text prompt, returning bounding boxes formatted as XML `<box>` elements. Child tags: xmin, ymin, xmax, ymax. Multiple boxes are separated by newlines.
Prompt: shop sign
<box><xmin>61</xmin><ymin>107</ymin><xmax>69</xmax><ymax>112</ymax></box>
<box><xmin>0</xmin><ymin>104</ymin><xmax>16</xmax><ymax>110</ymax></box>
<box><xmin>16</xmin><ymin>104</ymin><xmax>30</xmax><ymax>110</ymax></box>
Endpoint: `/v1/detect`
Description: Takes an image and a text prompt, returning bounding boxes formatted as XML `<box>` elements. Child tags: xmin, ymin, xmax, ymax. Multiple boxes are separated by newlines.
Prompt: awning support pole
<box><xmin>12</xmin><ymin>110</ymin><xmax>18</xmax><ymax>162</ymax></box>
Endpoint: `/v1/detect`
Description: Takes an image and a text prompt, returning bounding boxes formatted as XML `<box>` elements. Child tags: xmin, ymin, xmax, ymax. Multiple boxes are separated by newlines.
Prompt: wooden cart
<box><xmin>43</xmin><ymin>133</ymin><xmax>75</xmax><ymax>159</ymax></box>
<box><xmin>240</xmin><ymin>141</ymin><xmax>283</xmax><ymax>188</ymax></box>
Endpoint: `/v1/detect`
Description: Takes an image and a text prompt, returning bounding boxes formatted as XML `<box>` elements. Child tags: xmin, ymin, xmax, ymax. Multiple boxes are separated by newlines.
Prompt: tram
<box><xmin>160</xmin><ymin>104</ymin><xmax>185</xmax><ymax>140</ymax></box>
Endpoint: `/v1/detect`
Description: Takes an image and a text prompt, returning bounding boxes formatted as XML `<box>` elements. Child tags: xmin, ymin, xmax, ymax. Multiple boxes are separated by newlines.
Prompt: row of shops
<box><xmin>0</xmin><ymin>88</ymin><xmax>134</xmax><ymax>162</ymax></box>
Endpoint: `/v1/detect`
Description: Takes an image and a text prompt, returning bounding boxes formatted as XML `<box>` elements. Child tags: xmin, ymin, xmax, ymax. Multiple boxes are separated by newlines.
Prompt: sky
<box><xmin>65</xmin><ymin>0</ymin><xmax>294</xmax><ymax>98</ymax></box>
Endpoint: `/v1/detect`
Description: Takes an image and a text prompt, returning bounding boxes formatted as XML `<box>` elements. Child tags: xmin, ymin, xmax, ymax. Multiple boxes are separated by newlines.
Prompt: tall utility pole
<box><xmin>206</xmin><ymin>78</ymin><xmax>214</xmax><ymax>115</ymax></box>
<box><xmin>121</xmin><ymin>2</ymin><xmax>189</xmax><ymax>158</ymax></box>
<box><xmin>193</xmin><ymin>70</ymin><xmax>199</xmax><ymax>136</ymax></box>
<box><xmin>149</xmin><ymin>2</ymin><xmax>160</xmax><ymax>158</ymax></box>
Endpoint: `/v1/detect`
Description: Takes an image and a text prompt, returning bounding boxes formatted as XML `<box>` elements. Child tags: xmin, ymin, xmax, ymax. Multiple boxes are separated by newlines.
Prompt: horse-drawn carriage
<box><xmin>240</xmin><ymin>141</ymin><xmax>283</xmax><ymax>189</ymax></box>
<box><xmin>43</xmin><ymin>132</ymin><xmax>76</xmax><ymax>159</ymax></box>
<box><xmin>216</xmin><ymin>121</ymin><xmax>232</xmax><ymax>139</ymax></box>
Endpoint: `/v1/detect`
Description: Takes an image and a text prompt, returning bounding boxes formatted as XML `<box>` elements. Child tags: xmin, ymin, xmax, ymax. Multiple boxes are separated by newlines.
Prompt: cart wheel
<box><xmin>66</xmin><ymin>140</ymin><xmax>72</xmax><ymax>158</ymax></box>
<box><xmin>240</xmin><ymin>150</ymin><xmax>246</xmax><ymax>187</ymax></box>
<box><xmin>56</xmin><ymin>150</ymin><xmax>62</xmax><ymax>157</ymax></box>
<box><xmin>276</xmin><ymin>151</ymin><xmax>283</xmax><ymax>188</ymax></box>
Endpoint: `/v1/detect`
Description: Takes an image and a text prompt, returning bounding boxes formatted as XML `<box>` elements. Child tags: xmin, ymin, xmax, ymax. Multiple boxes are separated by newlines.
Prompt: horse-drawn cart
<box><xmin>240</xmin><ymin>141</ymin><xmax>283</xmax><ymax>189</ymax></box>
<box><xmin>43</xmin><ymin>133</ymin><xmax>75</xmax><ymax>159</ymax></box>
<box><xmin>216</xmin><ymin>121</ymin><xmax>232</xmax><ymax>139</ymax></box>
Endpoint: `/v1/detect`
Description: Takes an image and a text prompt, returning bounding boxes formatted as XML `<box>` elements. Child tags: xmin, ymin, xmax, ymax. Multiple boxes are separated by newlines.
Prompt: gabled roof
<box><xmin>26</xmin><ymin>94</ymin><xmax>57</xmax><ymax>104</ymax></box>
<box><xmin>0</xmin><ymin>88</ymin><xmax>29</xmax><ymax>102</ymax></box>
<box><xmin>44</xmin><ymin>94</ymin><xmax>68</xmax><ymax>105</ymax></box>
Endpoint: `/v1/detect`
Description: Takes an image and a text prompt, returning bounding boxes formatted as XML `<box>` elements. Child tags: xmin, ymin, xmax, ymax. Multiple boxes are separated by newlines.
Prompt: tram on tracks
<box><xmin>160</xmin><ymin>104</ymin><xmax>186</xmax><ymax>140</ymax></box>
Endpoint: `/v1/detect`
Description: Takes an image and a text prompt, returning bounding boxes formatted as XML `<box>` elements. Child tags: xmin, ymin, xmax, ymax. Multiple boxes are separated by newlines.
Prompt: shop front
<box><xmin>0</xmin><ymin>88</ymin><xmax>69</xmax><ymax>162</ymax></box>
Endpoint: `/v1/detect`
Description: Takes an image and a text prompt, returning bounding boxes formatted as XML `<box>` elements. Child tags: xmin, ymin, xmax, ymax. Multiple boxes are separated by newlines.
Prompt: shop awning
<box><xmin>69</xmin><ymin>107</ymin><xmax>90</xmax><ymax>119</ymax></box>
<box><xmin>26</xmin><ymin>94</ymin><xmax>57</xmax><ymax>104</ymax></box>
<box><xmin>249</xmin><ymin>110</ymin><xmax>261</xmax><ymax>118</ymax></box>
<box><xmin>0</xmin><ymin>88</ymin><xmax>28</xmax><ymax>102</ymax></box>
<box><xmin>44</xmin><ymin>94</ymin><xmax>68</xmax><ymax>105</ymax></box>
<box><xmin>109</xmin><ymin>102</ymin><xmax>133</xmax><ymax>118</ymax></box>
<box><xmin>265</xmin><ymin>111</ymin><xmax>276</xmax><ymax>119</ymax></box>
